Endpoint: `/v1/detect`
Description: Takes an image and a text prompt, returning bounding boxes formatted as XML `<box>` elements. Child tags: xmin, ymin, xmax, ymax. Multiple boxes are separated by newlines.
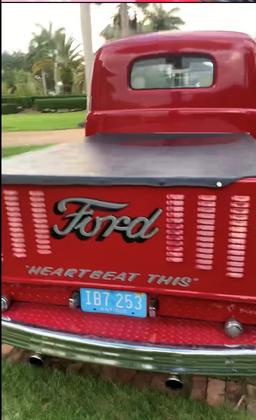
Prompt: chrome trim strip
<box><xmin>2</xmin><ymin>319</ymin><xmax>256</xmax><ymax>376</ymax></box>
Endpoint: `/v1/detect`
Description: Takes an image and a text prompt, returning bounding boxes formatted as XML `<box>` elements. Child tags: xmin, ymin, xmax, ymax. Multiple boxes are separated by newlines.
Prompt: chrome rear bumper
<box><xmin>2</xmin><ymin>319</ymin><xmax>256</xmax><ymax>376</ymax></box>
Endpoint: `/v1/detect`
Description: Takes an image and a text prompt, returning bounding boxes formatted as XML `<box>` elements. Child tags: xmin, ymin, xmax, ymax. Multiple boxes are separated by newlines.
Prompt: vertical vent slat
<box><xmin>166</xmin><ymin>194</ymin><xmax>184</xmax><ymax>263</ymax></box>
<box><xmin>195</xmin><ymin>195</ymin><xmax>217</xmax><ymax>270</ymax></box>
<box><xmin>3</xmin><ymin>190</ymin><xmax>27</xmax><ymax>258</ymax></box>
<box><xmin>226</xmin><ymin>195</ymin><xmax>250</xmax><ymax>278</ymax></box>
<box><xmin>29</xmin><ymin>191</ymin><xmax>52</xmax><ymax>255</ymax></box>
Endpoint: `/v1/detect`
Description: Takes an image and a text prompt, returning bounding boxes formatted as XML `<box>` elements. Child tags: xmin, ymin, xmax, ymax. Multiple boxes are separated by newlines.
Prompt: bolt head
<box><xmin>224</xmin><ymin>319</ymin><xmax>243</xmax><ymax>338</ymax></box>
<box><xmin>69</xmin><ymin>291</ymin><xmax>80</xmax><ymax>309</ymax></box>
<box><xmin>1</xmin><ymin>296</ymin><xmax>9</xmax><ymax>312</ymax></box>
<box><xmin>149</xmin><ymin>298</ymin><xmax>158</xmax><ymax>318</ymax></box>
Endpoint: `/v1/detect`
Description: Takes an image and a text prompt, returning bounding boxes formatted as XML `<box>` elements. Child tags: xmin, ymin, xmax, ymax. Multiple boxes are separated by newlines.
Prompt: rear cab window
<box><xmin>130</xmin><ymin>55</ymin><xmax>214</xmax><ymax>89</ymax></box>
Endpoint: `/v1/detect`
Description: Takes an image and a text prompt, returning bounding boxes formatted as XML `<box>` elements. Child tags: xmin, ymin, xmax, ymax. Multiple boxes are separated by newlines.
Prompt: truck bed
<box><xmin>3</xmin><ymin>133</ymin><xmax>256</xmax><ymax>187</ymax></box>
<box><xmin>2</xmin><ymin>132</ymin><xmax>256</xmax><ymax>373</ymax></box>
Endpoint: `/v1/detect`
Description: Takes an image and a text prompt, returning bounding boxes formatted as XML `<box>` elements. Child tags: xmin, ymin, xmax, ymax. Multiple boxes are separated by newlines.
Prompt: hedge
<box><xmin>34</xmin><ymin>97</ymin><xmax>87</xmax><ymax>112</ymax></box>
<box><xmin>2</xmin><ymin>96</ymin><xmax>33</xmax><ymax>109</ymax></box>
<box><xmin>2</xmin><ymin>95</ymin><xmax>86</xmax><ymax>110</ymax></box>
<box><xmin>32</xmin><ymin>94</ymin><xmax>86</xmax><ymax>101</ymax></box>
<box><xmin>2</xmin><ymin>103</ymin><xmax>20</xmax><ymax>114</ymax></box>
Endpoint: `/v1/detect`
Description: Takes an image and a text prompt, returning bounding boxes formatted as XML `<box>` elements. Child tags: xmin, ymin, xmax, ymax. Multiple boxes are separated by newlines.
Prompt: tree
<box><xmin>31</xmin><ymin>58</ymin><xmax>53</xmax><ymax>95</ymax></box>
<box><xmin>28</xmin><ymin>23</ymin><xmax>58</xmax><ymax>93</ymax></box>
<box><xmin>101</xmin><ymin>4</ymin><xmax>143</xmax><ymax>41</ymax></box>
<box><xmin>53</xmin><ymin>31</ymin><xmax>83</xmax><ymax>93</ymax></box>
<box><xmin>2</xmin><ymin>51</ymin><xmax>30</xmax><ymax>72</ymax></box>
<box><xmin>28</xmin><ymin>23</ymin><xmax>83</xmax><ymax>94</ymax></box>
<box><xmin>2</xmin><ymin>24</ymin><xmax>85</xmax><ymax>96</ymax></box>
<box><xmin>101</xmin><ymin>3</ymin><xmax>184</xmax><ymax>42</ymax></box>
<box><xmin>2</xmin><ymin>51</ymin><xmax>32</xmax><ymax>93</ymax></box>
<box><xmin>72</xmin><ymin>60</ymin><xmax>86</xmax><ymax>94</ymax></box>
<box><xmin>120</xmin><ymin>3</ymin><xmax>129</xmax><ymax>38</ymax></box>
<box><xmin>142</xmin><ymin>5</ymin><xmax>185</xmax><ymax>32</ymax></box>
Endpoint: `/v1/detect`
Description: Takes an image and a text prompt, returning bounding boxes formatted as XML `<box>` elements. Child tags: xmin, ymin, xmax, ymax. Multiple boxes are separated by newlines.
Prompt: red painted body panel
<box><xmin>2</xmin><ymin>179</ymin><xmax>256</xmax><ymax>326</ymax></box>
<box><xmin>86</xmin><ymin>32</ymin><xmax>256</xmax><ymax>138</ymax></box>
<box><xmin>2</xmin><ymin>283</ymin><xmax>256</xmax><ymax>325</ymax></box>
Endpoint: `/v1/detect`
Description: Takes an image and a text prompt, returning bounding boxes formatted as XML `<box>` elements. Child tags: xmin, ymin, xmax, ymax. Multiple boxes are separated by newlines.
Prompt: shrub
<box><xmin>34</xmin><ymin>97</ymin><xmax>87</xmax><ymax>112</ymax></box>
<box><xmin>2</xmin><ymin>96</ymin><xmax>33</xmax><ymax>109</ymax></box>
<box><xmin>2</xmin><ymin>95</ymin><xmax>87</xmax><ymax>112</ymax></box>
<box><xmin>32</xmin><ymin>94</ymin><xmax>86</xmax><ymax>101</ymax></box>
<box><xmin>2</xmin><ymin>95</ymin><xmax>87</xmax><ymax>109</ymax></box>
<box><xmin>2</xmin><ymin>103</ymin><xmax>20</xmax><ymax>114</ymax></box>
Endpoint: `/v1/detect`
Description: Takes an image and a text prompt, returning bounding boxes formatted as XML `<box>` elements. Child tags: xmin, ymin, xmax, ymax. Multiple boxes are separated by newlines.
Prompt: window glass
<box><xmin>130</xmin><ymin>55</ymin><xmax>214</xmax><ymax>89</ymax></box>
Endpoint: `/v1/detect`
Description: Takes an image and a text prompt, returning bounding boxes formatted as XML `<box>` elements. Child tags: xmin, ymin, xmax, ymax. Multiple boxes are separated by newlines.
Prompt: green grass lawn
<box><xmin>2</xmin><ymin>360</ymin><xmax>253</xmax><ymax>420</ymax></box>
<box><xmin>2</xmin><ymin>111</ymin><xmax>86</xmax><ymax>132</ymax></box>
<box><xmin>2</xmin><ymin>145</ymin><xmax>52</xmax><ymax>158</ymax></box>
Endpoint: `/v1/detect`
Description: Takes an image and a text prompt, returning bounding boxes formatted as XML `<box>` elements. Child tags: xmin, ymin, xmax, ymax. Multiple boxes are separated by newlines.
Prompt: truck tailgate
<box><xmin>2</xmin><ymin>179</ymin><xmax>256</xmax><ymax>300</ymax></box>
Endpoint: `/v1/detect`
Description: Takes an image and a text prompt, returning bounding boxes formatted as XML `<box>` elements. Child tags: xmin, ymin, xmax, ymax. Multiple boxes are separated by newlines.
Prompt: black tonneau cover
<box><xmin>3</xmin><ymin>133</ymin><xmax>256</xmax><ymax>188</ymax></box>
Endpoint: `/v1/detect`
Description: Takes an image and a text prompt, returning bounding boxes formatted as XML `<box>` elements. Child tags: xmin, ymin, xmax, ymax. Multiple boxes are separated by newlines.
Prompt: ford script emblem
<box><xmin>51</xmin><ymin>197</ymin><xmax>163</xmax><ymax>242</ymax></box>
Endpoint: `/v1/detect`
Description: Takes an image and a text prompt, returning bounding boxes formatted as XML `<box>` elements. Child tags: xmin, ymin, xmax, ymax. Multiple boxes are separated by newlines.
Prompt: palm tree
<box><xmin>101</xmin><ymin>4</ymin><xmax>141</xmax><ymax>41</ymax></box>
<box><xmin>72</xmin><ymin>60</ymin><xmax>86</xmax><ymax>94</ymax></box>
<box><xmin>53</xmin><ymin>31</ymin><xmax>83</xmax><ymax>93</ymax></box>
<box><xmin>28</xmin><ymin>23</ymin><xmax>82</xmax><ymax>94</ymax></box>
<box><xmin>28</xmin><ymin>23</ymin><xmax>63</xmax><ymax>93</ymax></box>
<box><xmin>31</xmin><ymin>58</ymin><xmax>53</xmax><ymax>95</ymax></box>
<box><xmin>80</xmin><ymin>3</ymin><xmax>93</xmax><ymax>103</ymax></box>
<box><xmin>141</xmin><ymin>5</ymin><xmax>185</xmax><ymax>32</ymax></box>
<box><xmin>101</xmin><ymin>3</ymin><xmax>184</xmax><ymax>42</ymax></box>
<box><xmin>119</xmin><ymin>3</ymin><xmax>129</xmax><ymax>38</ymax></box>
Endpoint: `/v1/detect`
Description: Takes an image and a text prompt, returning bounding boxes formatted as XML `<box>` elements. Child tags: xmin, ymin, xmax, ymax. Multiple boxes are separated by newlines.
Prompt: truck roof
<box><xmin>99</xmin><ymin>31</ymin><xmax>254</xmax><ymax>52</ymax></box>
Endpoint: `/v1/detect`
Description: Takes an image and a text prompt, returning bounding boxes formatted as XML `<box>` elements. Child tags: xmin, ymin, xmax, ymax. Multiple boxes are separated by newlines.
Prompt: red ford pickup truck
<box><xmin>2</xmin><ymin>31</ymin><xmax>256</xmax><ymax>383</ymax></box>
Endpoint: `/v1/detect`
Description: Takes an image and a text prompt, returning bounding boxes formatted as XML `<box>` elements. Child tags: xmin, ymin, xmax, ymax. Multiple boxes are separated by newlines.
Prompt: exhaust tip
<box><xmin>165</xmin><ymin>376</ymin><xmax>184</xmax><ymax>390</ymax></box>
<box><xmin>29</xmin><ymin>354</ymin><xmax>44</xmax><ymax>367</ymax></box>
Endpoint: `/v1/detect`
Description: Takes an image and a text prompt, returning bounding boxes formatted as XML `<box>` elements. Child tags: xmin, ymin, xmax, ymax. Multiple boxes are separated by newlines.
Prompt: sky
<box><xmin>2</xmin><ymin>3</ymin><xmax>256</xmax><ymax>54</ymax></box>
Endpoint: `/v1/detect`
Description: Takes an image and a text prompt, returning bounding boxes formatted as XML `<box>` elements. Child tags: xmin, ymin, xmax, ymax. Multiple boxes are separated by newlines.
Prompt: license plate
<box><xmin>80</xmin><ymin>288</ymin><xmax>147</xmax><ymax>318</ymax></box>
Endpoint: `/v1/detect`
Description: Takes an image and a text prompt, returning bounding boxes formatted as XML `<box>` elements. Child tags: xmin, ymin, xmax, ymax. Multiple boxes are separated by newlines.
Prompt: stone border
<box><xmin>2</xmin><ymin>345</ymin><xmax>256</xmax><ymax>413</ymax></box>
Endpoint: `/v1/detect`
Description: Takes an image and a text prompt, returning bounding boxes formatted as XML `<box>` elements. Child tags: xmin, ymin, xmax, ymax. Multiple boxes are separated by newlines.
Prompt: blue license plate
<box><xmin>80</xmin><ymin>288</ymin><xmax>147</xmax><ymax>318</ymax></box>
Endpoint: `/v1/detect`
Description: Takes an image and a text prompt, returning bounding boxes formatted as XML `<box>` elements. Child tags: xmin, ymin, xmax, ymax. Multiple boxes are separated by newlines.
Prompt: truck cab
<box><xmin>86</xmin><ymin>31</ymin><xmax>256</xmax><ymax>137</ymax></box>
<box><xmin>2</xmin><ymin>31</ymin><xmax>256</xmax><ymax>377</ymax></box>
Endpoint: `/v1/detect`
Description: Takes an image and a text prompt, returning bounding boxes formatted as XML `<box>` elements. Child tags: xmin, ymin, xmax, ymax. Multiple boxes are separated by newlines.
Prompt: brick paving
<box><xmin>206</xmin><ymin>378</ymin><xmax>226</xmax><ymax>407</ymax></box>
<box><xmin>2</xmin><ymin>345</ymin><xmax>256</xmax><ymax>413</ymax></box>
<box><xmin>190</xmin><ymin>376</ymin><xmax>208</xmax><ymax>401</ymax></box>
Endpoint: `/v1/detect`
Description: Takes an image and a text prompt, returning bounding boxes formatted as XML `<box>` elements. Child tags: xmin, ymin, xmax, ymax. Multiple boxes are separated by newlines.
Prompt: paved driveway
<box><xmin>2</xmin><ymin>128</ymin><xmax>84</xmax><ymax>147</ymax></box>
